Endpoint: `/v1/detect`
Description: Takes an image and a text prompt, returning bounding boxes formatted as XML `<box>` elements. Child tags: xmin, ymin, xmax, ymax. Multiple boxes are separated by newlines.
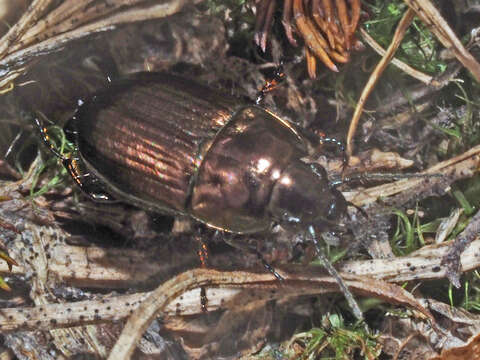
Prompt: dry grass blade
<box><xmin>0</xmin><ymin>267</ymin><xmax>438</xmax><ymax>342</ymax></box>
<box><xmin>429</xmin><ymin>332</ymin><xmax>480</xmax><ymax>360</ymax></box>
<box><xmin>9</xmin><ymin>0</ymin><xmax>154</xmax><ymax>54</ymax></box>
<box><xmin>107</xmin><ymin>268</ymin><xmax>435</xmax><ymax>360</ymax></box>
<box><xmin>0</xmin><ymin>0</ymin><xmax>192</xmax><ymax>91</ymax></box>
<box><xmin>0</xmin><ymin>0</ymin><xmax>53</xmax><ymax>58</ymax></box>
<box><xmin>340</xmin><ymin>239</ymin><xmax>480</xmax><ymax>283</ymax></box>
<box><xmin>344</xmin><ymin>143</ymin><xmax>480</xmax><ymax>206</ymax></box>
<box><xmin>359</xmin><ymin>28</ymin><xmax>437</xmax><ymax>86</ymax></box>
<box><xmin>346</xmin><ymin>8</ymin><xmax>415</xmax><ymax>159</ymax></box>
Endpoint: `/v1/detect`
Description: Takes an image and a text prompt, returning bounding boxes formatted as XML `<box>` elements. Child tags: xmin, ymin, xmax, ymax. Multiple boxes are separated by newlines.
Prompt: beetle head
<box><xmin>267</xmin><ymin>161</ymin><xmax>347</xmax><ymax>230</ymax></box>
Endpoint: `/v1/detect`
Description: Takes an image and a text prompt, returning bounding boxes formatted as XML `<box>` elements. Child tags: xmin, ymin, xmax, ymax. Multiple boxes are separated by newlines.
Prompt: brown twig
<box><xmin>359</xmin><ymin>28</ymin><xmax>438</xmax><ymax>86</ymax></box>
<box><xmin>0</xmin><ymin>0</ymin><xmax>193</xmax><ymax>92</ymax></box>
<box><xmin>107</xmin><ymin>268</ymin><xmax>435</xmax><ymax>360</ymax></box>
<box><xmin>404</xmin><ymin>0</ymin><xmax>480</xmax><ymax>82</ymax></box>
<box><xmin>344</xmin><ymin>143</ymin><xmax>480</xmax><ymax>206</ymax></box>
<box><xmin>0</xmin><ymin>0</ymin><xmax>54</xmax><ymax>58</ymax></box>
<box><xmin>346</xmin><ymin>8</ymin><xmax>415</xmax><ymax>159</ymax></box>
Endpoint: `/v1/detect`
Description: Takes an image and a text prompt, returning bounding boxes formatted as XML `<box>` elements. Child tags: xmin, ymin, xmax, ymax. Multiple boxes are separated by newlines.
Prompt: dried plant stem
<box><xmin>12</xmin><ymin>0</ymin><xmax>150</xmax><ymax>53</ymax></box>
<box><xmin>107</xmin><ymin>268</ymin><xmax>434</xmax><ymax>360</ymax></box>
<box><xmin>107</xmin><ymin>270</ymin><xmax>275</xmax><ymax>360</ymax></box>
<box><xmin>0</xmin><ymin>0</ymin><xmax>54</xmax><ymax>58</ymax></box>
<box><xmin>404</xmin><ymin>0</ymin><xmax>480</xmax><ymax>82</ymax></box>
<box><xmin>344</xmin><ymin>143</ymin><xmax>480</xmax><ymax>206</ymax></box>
<box><xmin>359</xmin><ymin>28</ymin><xmax>437</xmax><ymax>86</ymax></box>
<box><xmin>1</xmin><ymin>0</ymin><xmax>188</xmax><ymax>67</ymax></box>
<box><xmin>340</xmin><ymin>238</ymin><xmax>480</xmax><ymax>283</ymax></box>
<box><xmin>346</xmin><ymin>8</ymin><xmax>415</xmax><ymax>158</ymax></box>
<box><xmin>1</xmin><ymin>237</ymin><xmax>479</xmax><ymax>336</ymax></box>
<box><xmin>0</xmin><ymin>0</ymin><xmax>192</xmax><ymax>93</ymax></box>
<box><xmin>2</xmin><ymin>229</ymin><xmax>480</xmax><ymax>292</ymax></box>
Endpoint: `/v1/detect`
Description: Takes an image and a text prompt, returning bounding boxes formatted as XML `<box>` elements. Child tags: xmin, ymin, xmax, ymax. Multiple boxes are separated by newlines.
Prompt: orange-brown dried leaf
<box><xmin>429</xmin><ymin>333</ymin><xmax>480</xmax><ymax>360</ymax></box>
<box><xmin>282</xmin><ymin>0</ymin><xmax>297</xmax><ymax>46</ymax></box>
<box><xmin>311</xmin><ymin>4</ymin><xmax>336</xmax><ymax>48</ymax></box>
<box><xmin>306</xmin><ymin>46</ymin><xmax>317</xmax><ymax>78</ymax></box>
<box><xmin>349</xmin><ymin>0</ymin><xmax>361</xmax><ymax>40</ymax></box>
<box><xmin>293</xmin><ymin>0</ymin><xmax>338</xmax><ymax>72</ymax></box>
<box><xmin>335</xmin><ymin>0</ymin><xmax>350</xmax><ymax>48</ymax></box>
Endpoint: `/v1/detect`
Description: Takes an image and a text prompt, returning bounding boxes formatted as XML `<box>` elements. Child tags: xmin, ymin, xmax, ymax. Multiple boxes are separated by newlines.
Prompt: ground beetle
<box><xmin>37</xmin><ymin>71</ymin><xmax>349</xmax><ymax>235</ymax></box>
<box><xmin>35</xmin><ymin>71</ymin><xmax>363</xmax><ymax>318</ymax></box>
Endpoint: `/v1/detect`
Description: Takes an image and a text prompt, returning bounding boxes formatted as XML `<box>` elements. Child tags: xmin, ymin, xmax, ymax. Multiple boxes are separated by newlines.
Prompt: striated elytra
<box><xmin>49</xmin><ymin>72</ymin><xmax>347</xmax><ymax>234</ymax></box>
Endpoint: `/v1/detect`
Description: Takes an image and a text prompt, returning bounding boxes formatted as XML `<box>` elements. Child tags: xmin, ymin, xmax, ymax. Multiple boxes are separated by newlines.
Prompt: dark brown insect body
<box><xmin>62</xmin><ymin>72</ymin><xmax>346</xmax><ymax>234</ymax></box>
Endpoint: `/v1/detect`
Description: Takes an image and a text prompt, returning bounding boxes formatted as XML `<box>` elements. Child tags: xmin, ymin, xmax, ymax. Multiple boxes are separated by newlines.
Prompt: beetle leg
<box><xmin>223</xmin><ymin>235</ymin><xmax>284</xmax><ymax>281</ymax></box>
<box><xmin>313</xmin><ymin>130</ymin><xmax>348</xmax><ymax>170</ymax></box>
<box><xmin>34</xmin><ymin>116</ymin><xmax>68</xmax><ymax>161</ymax></box>
<box><xmin>63</xmin><ymin>157</ymin><xmax>115</xmax><ymax>203</ymax></box>
<box><xmin>34</xmin><ymin>115</ymin><xmax>115</xmax><ymax>203</ymax></box>
<box><xmin>308</xmin><ymin>225</ymin><xmax>364</xmax><ymax>321</ymax></box>
<box><xmin>346</xmin><ymin>201</ymin><xmax>368</xmax><ymax>219</ymax></box>
<box><xmin>195</xmin><ymin>233</ymin><xmax>210</xmax><ymax>312</ymax></box>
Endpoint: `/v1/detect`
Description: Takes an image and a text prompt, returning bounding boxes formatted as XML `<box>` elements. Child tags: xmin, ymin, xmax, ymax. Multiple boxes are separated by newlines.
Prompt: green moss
<box><xmin>364</xmin><ymin>0</ymin><xmax>447</xmax><ymax>75</ymax></box>
<box><xmin>284</xmin><ymin>313</ymin><xmax>380</xmax><ymax>360</ymax></box>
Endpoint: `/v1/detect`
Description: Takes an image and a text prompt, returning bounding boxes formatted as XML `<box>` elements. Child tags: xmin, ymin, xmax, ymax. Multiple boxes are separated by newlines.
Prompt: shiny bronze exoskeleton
<box><xmin>39</xmin><ymin>72</ymin><xmax>347</xmax><ymax>234</ymax></box>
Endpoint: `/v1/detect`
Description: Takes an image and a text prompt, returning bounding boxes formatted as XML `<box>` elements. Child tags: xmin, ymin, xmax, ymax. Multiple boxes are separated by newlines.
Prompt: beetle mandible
<box><xmin>37</xmin><ymin>71</ymin><xmax>349</xmax><ymax>236</ymax></box>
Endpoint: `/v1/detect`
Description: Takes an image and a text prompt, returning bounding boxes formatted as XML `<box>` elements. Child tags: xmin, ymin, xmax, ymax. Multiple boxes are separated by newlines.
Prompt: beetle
<box><xmin>36</xmin><ymin>71</ymin><xmax>348</xmax><ymax>235</ymax></box>
<box><xmin>35</xmin><ymin>71</ymin><xmax>363</xmax><ymax>319</ymax></box>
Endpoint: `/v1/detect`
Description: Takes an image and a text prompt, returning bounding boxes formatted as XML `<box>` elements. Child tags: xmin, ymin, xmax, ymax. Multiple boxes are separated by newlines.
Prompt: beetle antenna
<box><xmin>330</xmin><ymin>172</ymin><xmax>443</xmax><ymax>187</ymax></box>
<box><xmin>308</xmin><ymin>225</ymin><xmax>364</xmax><ymax>322</ymax></box>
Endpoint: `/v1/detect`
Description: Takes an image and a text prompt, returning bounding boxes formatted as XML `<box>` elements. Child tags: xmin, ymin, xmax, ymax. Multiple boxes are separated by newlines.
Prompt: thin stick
<box><xmin>0</xmin><ymin>0</ymin><xmax>53</xmax><ymax>58</ymax></box>
<box><xmin>359</xmin><ymin>28</ymin><xmax>437</xmax><ymax>86</ymax></box>
<box><xmin>403</xmin><ymin>0</ymin><xmax>480</xmax><ymax>82</ymax></box>
<box><xmin>1</xmin><ymin>1</ymin><xmax>188</xmax><ymax>67</ymax></box>
<box><xmin>107</xmin><ymin>269</ymin><xmax>280</xmax><ymax>360</ymax></box>
<box><xmin>346</xmin><ymin>8</ymin><xmax>415</xmax><ymax>158</ymax></box>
